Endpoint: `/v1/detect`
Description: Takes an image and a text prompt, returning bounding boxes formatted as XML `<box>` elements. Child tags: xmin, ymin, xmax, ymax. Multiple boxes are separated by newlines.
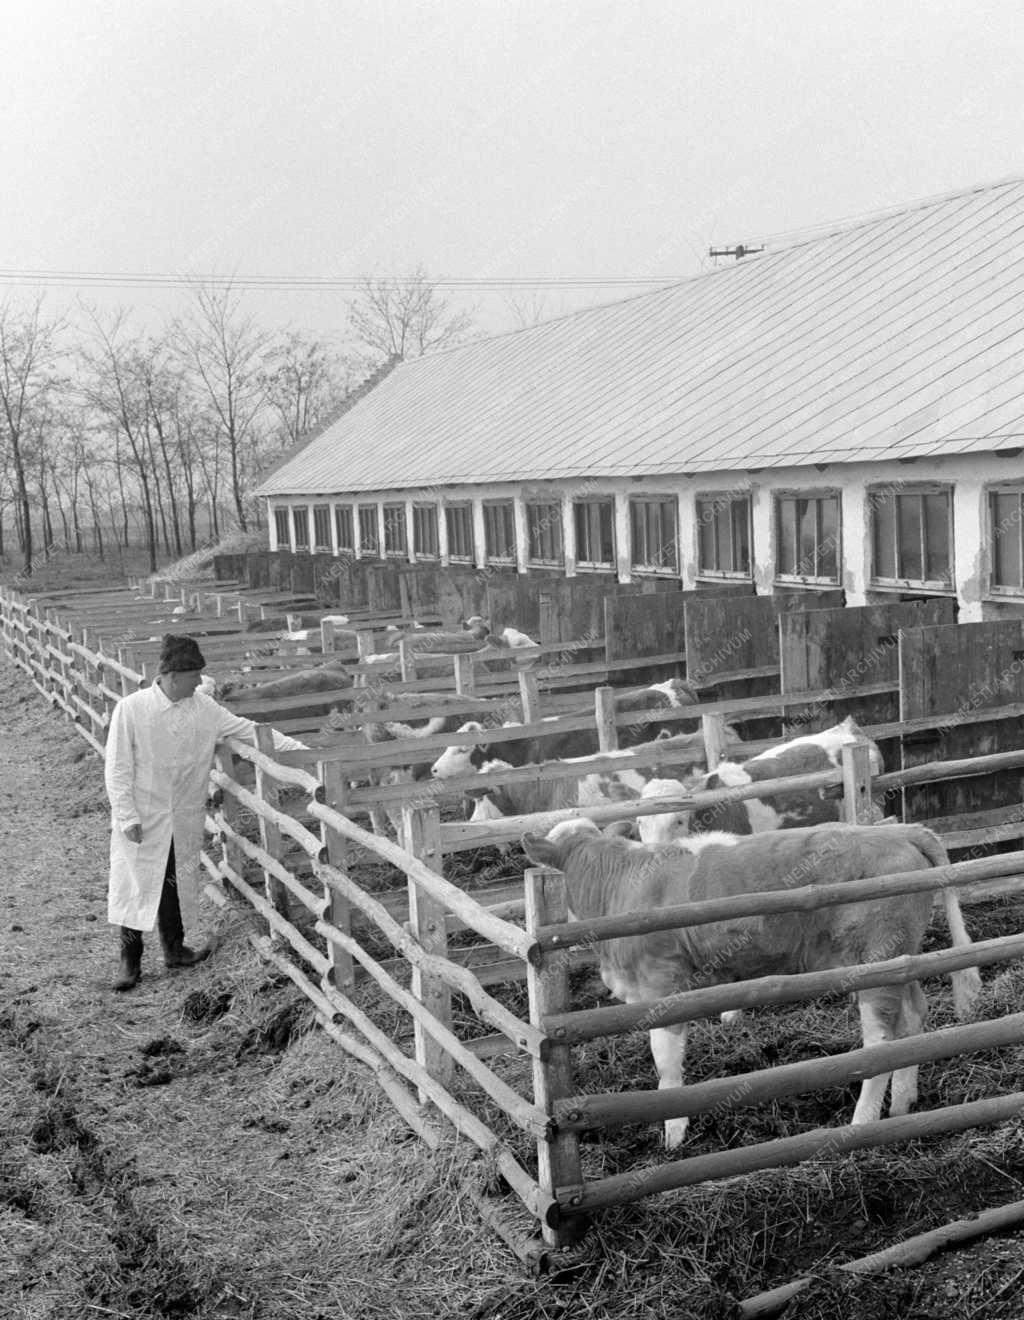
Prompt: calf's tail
<box><xmin>911</xmin><ymin>826</ymin><xmax>982</xmax><ymax>1018</ymax></box>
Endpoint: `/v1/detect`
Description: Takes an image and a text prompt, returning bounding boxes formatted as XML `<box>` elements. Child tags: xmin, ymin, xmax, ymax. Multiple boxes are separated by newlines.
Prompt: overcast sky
<box><xmin>3</xmin><ymin>0</ymin><xmax>1023</xmax><ymax>342</ymax></box>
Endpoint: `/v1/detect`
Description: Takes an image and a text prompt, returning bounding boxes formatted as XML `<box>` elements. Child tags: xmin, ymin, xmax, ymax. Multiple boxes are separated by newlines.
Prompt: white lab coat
<box><xmin>104</xmin><ymin>682</ymin><xmax>306</xmax><ymax>931</ymax></box>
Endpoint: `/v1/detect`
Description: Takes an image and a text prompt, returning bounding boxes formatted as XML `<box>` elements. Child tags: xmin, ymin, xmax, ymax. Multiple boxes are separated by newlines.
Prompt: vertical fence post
<box><xmin>842</xmin><ymin>740</ymin><xmax>876</xmax><ymax>824</ymax></box>
<box><xmin>317</xmin><ymin>759</ymin><xmax>354</xmax><ymax>992</ymax></box>
<box><xmin>701</xmin><ymin>713</ymin><xmax>728</xmax><ymax>771</ymax></box>
<box><xmin>0</xmin><ymin>588</ymin><xmax>10</xmax><ymax>660</ymax></box>
<box><xmin>117</xmin><ymin>645</ymin><xmax>138</xmax><ymax>696</ymax></box>
<box><xmin>356</xmin><ymin>629</ymin><xmax>379</xmax><ymax>661</ymax></box>
<box><xmin>594</xmin><ymin>685</ymin><xmax>619</xmax><ymax>752</ymax></box>
<box><xmin>399</xmin><ymin>636</ymin><xmax>419</xmax><ymax>682</ymax></box>
<box><xmin>454</xmin><ymin>652</ymin><xmax>476</xmax><ymax>695</ymax></box>
<box><xmin>253</xmin><ymin>725</ymin><xmax>290</xmax><ymax>923</ymax></box>
<box><xmin>402</xmin><ymin>803</ymin><xmax>454</xmax><ymax>1097</ymax></box>
<box><xmin>42</xmin><ymin>608</ymin><xmax>60</xmax><ymax>701</ymax></box>
<box><xmin>213</xmin><ymin>746</ymin><xmax>246</xmax><ymax>890</ymax></box>
<box><xmin>524</xmin><ymin>865</ymin><xmax>585</xmax><ymax>1249</ymax></box>
<box><xmin>355</xmin><ymin>630</ymin><xmax>378</xmax><ymax>688</ymax></box>
<box><xmin>519</xmin><ymin>668</ymin><xmax>541</xmax><ymax>724</ymax></box>
<box><xmin>320</xmin><ymin>617</ymin><xmax>338</xmax><ymax>655</ymax></box>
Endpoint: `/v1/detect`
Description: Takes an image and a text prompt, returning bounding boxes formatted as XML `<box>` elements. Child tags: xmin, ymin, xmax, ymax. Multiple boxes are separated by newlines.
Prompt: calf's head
<box><xmin>431</xmin><ymin>722</ymin><xmax>488</xmax><ymax>778</ymax></box>
<box><xmin>521</xmin><ymin>818</ymin><xmax>601</xmax><ymax>869</ymax></box>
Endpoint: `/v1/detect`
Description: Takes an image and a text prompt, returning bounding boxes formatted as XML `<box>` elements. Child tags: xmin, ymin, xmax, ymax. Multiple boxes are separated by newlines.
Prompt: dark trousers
<box><xmin>120</xmin><ymin>843</ymin><xmax>183</xmax><ymax>959</ymax></box>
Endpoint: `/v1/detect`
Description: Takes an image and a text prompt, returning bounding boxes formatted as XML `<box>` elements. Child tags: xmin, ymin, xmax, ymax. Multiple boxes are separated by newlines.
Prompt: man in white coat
<box><xmin>104</xmin><ymin>633</ymin><xmax>307</xmax><ymax>992</ymax></box>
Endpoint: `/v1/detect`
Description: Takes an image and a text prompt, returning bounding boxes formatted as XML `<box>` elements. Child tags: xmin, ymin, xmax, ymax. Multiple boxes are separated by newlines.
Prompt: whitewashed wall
<box><xmin>265</xmin><ymin>451</ymin><xmax>1024</xmax><ymax>622</ymax></box>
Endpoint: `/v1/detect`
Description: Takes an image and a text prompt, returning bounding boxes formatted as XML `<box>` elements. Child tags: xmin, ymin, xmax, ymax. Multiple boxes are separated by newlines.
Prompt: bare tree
<box><xmin>259</xmin><ymin>330</ymin><xmax>356</xmax><ymax>450</ymax></box>
<box><xmin>78</xmin><ymin>310</ymin><xmax>163</xmax><ymax>572</ymax></box>
<box><xmin>176</xmin><ymin>282</ymin><xmax>271</xmax><ymax>531</ymax></box>
<box><xmin>347</xmin><ymin>266</ymin><xmax>474</xmax><ymax>363</ymax></box>
<box><xmin>505</xmin><ymin>291</ymin><xmax>567</xmax><ymax>330</ymax></box>
<box><xmin>0</xmin><ymin>298</ymin><xmax>64</xmax><ymax>575</ymax></box>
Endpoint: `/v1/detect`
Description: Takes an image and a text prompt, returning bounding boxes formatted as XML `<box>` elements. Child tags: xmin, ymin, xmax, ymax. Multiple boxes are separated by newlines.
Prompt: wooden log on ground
<box><xmin>738</xmin><ymin>1195</ymin><xmax>1024</xmax><ymax>1317</ymax></box>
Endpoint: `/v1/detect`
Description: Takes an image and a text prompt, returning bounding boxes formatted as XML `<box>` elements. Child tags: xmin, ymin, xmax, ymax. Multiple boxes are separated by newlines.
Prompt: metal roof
<box><xmin>256</xmin><ymin>178</ymin><xmax>1024</xmax><ymax>498</ymax></box>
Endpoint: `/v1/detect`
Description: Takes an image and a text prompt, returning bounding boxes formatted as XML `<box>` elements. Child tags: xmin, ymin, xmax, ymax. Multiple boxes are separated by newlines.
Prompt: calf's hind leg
<box><xmin>888</xmin><ymin>981</ymin><xmax>928</xmax><ymax>1116</ymax></box>
<box><xmin>851</xmin><ymin>984</ymin><xmax>904</xmax><ymax>1125</ymax></box>
<box><xmin>649</xmin><ymin>1023</ymin><xmax>689</xmax><ymax>1149</ymax></box>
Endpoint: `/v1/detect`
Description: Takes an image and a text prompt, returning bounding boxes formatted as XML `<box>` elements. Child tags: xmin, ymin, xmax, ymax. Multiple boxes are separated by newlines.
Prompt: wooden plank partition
<box><xmin>900</xmin><ymin>620</ymin><xmax>1024</xmax><ymax>856</ymax></box>
<box><xmin>6</xmin><ymin>578</ymin><xmax>1024</xmax><ymax>1263</ymax></box>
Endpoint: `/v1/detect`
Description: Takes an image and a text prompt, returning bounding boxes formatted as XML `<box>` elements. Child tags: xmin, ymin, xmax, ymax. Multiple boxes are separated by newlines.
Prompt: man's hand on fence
<box><xmin>123</xmin><ymin>824</ymin><xmax>142</xmax><ymax>844</ymax></box>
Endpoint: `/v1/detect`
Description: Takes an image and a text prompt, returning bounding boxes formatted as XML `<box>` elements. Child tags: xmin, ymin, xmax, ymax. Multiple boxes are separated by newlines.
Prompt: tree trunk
<box><xmin>9</xmin><ymin>439</ymin><xmax>33</xmax><ymax>573</ymax></box>
<box><xmin>154</xmin><ymin>415</ymin><xmax>183</xmax><ymax>558</ymax></box>
<box><xmin>229</xmin><ymin>425</ymin><xmax>248</xmax><ymax>531</ymax></box>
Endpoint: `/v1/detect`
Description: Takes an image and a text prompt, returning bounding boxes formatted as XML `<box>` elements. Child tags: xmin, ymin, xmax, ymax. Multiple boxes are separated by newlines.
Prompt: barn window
<box><xmin>357</xmin><ymin>504</ymin><xmax>379</xmax><ymax>556</ymax></box>
<box><xmin>696</xmin><ymin>493</ymin><xmax>751</xmax><ymax>577</ymax></box>
<box><xmin>445</xmin><ymin>504</ymin><xmax>474</xmax><ymax>561</ymax></box>
<box><xmin>630</xmin><ymin>496</ymin><xmax>678</xmax><ymax>573</ymax></box>
<box><xmin>312</xmin><ymin>504</ymin><xmax>332</xmax><ymax>551</ymax></box>
<box><xmin>526</xmin><ymin>501</ymin><xmax>564</xmax><ymax>566</ymax></box>
<box><xmin>483</xmin><ymin>500</ymin><xmax>517</xmax><ymax>564</ymax></box>
<box><xmin>871</xmin><ymin>486</ymin><xmax>953</xmax><ymax>587</ymax></box>
<box><xmin>574</xmin><ymin>498</ymin><xmax>615</xmax><ymax>567</ymax></box>
<box><xmin>989</xmin><ymin>488</ymin><xmax>1024</xmax><ymax>592</ymax></box>
<box><xmin>292</xmin><ymin>505</ymin><xmax>310</xmax><ymax>551</ymax></box>
<box><xmin>383</xmin><ymin>504</ymin><xmax>408</xmax><ymax>556</ymax></box>
<box><xmin>273</xmin><ymin>507</ymin><xmax>290</xmax><ymax>549</ymax></box>
<box><xmin>775</xmin><ymin>493</ymin><xmax>839</xmax><ymax>583</ymax></box>
<box><xmin>334</xmin><ymin>505</ymin><xmax>354</xmax><ymax>552</ymax></box>
<box><xmin>413</xmin><ymin>504</ymin><xmax>439</xmax><ymax>558</ymax></box>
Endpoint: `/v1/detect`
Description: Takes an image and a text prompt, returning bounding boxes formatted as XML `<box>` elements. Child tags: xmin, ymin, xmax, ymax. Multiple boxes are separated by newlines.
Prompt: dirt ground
<box><xmin>3</xmin><ymin>643</ymin><xmax>1024</xmax><ymax>1320</ymax></box>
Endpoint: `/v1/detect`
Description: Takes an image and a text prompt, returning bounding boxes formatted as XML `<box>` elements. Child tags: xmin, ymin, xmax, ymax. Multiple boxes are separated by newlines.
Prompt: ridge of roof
<box><xmin>755</xmin><ymin>172</ymin><xmax>1024</xmax><ymax>256</ymax></box>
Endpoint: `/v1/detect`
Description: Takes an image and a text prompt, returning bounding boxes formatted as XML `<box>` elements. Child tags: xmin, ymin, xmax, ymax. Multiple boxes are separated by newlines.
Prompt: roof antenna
<box><xmin>708</xmin><ymin>243</ymin><xmax>765</xmax><ymax>261</ymax></box>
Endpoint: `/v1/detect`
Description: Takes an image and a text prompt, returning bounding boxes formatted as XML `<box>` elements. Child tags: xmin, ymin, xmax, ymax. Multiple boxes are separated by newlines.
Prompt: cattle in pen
<box><xmin>431</xmin><ymin>680</ymin><xmax>701</xmax><ymax>781</ymax></box>
<box><xmin>217</xmin><ymin>656</ymin><xmax>354</xmax><ymax>704</ymax></box>
<box><xmin>521</xmin><ymin>819</ymin><xmax>981</xmax><ymax>1149</ymax></box>
<box><xmin>680</xmin><ymin>716</ymin><xmax>885</xmax><ymax>836</ymax></box>
<box><xmin>429</xmin><ymin>679</ymin><xmax>704</xmax><ymax>820</ymax></box>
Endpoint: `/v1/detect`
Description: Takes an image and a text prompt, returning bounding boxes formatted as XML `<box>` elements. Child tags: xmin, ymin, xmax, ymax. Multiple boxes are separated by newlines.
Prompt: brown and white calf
<box><xmin>430</xmin><ymin>680</ymin><xmax>703</xmax><ymax>820</ymax></box>
<box><xmin>670</xmin><ymin>716</ymin><xmax>885</xmax><ymax>838</ymax></box>
<box><xmin>522</xmin><ymin>819</ymin><xmax>980</xmax><ymax>1149</ymax></box>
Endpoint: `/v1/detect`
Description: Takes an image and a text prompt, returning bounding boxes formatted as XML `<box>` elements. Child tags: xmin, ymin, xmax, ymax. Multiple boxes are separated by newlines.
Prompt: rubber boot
<box><xmin>114</xmin><ymin>927</ymin><xmax>143</xmax><ymax>992</ymax></box>
<box><xmin>157</xmin><ymin>876</ymin><xmax>208</xmax><ymax>969</ymax></box>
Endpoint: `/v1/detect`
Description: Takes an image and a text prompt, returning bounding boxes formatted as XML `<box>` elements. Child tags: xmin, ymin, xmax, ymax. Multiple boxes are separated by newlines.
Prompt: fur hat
<box><xmin>159</xmin><ymin>634</ymin><xmax>207</xmax><ymax>673</ymax></box>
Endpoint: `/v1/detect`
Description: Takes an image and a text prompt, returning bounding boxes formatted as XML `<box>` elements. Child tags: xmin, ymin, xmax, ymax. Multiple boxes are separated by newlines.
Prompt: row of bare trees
<box><xmin>0</xmin><ymin>270</ymin><xmax>474</xmax><ymax>576</ymax></box>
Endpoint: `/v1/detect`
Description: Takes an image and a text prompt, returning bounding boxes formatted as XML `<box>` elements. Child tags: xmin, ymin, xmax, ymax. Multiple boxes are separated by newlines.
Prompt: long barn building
<box><xmin>255</xmin><ymin>179</ymin><xmax>1024</xmax><ymax>623</ymax></box>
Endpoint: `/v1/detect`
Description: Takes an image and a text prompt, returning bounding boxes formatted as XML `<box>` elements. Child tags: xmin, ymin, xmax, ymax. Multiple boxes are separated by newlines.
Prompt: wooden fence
<box><xmin>4</xmin><ymin>580</ymin><xmax>1024</xmax><ymax>1270</ymax></box>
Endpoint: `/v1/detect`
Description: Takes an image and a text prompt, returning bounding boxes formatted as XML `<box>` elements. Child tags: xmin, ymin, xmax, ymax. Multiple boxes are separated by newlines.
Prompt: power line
<box><xmin>0</xmin><ymin>269</ymin><xmax>688</xmax><ymax>292</ymax></box>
